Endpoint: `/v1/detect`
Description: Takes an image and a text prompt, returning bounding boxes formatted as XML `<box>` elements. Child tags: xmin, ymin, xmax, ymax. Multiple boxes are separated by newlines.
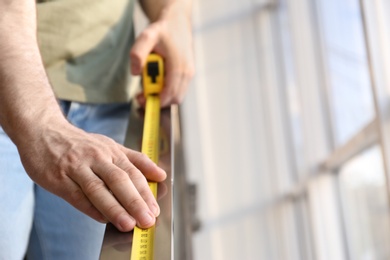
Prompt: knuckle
<box><xmin>58</xmin><ymin>150</ymin><xmax>81</xmax><ymax>170</ymax></box>
<box><xmin>125</xmin><ymin>197</ymin><xmax>145</xmax><ymax>212</ymax></box>
<box><xmin>121</xmin><ymin>163</ymin><xmax>137</xmax><ymax>174</ymax></box>
<box><xmin>172</xmin><ymin>96</ymin><xmax>181</xmax><ymax>104</ymax></box>
<box><xmin>138</xmin><ymin>188</ymin><xmax>154</xmax><ymax>200</ymax></box>
<box><xmin>171</xmin><ymin>69</ymin><xmax>182</xmax><ymax>78</ymax></box>
<box><xmin>138</xmin><ymin>153</ymin><xmax>150</xmax><ymax>162</ymax></box>
<box><xmin>83</xmin><ymin>179</ymin><xmax>106</xmax><ymax>196</ymax></box>
<box><xmin>106</xmin><ymin>169</ymin><xmax>128</xmax><ymax>186</ymax></box>
<box><xmin>154</xmin><ymin>20</ymin><xmax>166</xmax><ymax>30</ymax></box>
<box><xmin>106</xmin><ymin>205</ymin><xmax>127</xmax><ymax>221</ymax></box>
<box><xmin>141</xmin><ymin>29</ymin><xmax>155</xmax><ymax>43</ymax></box>
<box><xmin>94</xmin><ymin>135</ymin><xmax>116</xmax><ymax>146</ymax></box>
<box><xmin>105</xmin><ymin>137</ymin><xmax>117</xmax><ymax>146</ymax></box>
<box><xmin>90</xmin><ymin>148</ymin><xmax>111</xmax><ymax>162</ymax></box>
<box><xmin>130</xmin><ymin>172</ymin><xmax>148</xmax><ymax>184</ymax></box>
<box><xmin>130</xmin><ymin>50</ymin><xmax>141</xmax><ymax>62</ymax></box>
<box><xmin>107</xmin><ymin>204</ymin><xmax>123</xmax><ymax>215</ymax></box>
<box><xmin>112</xmin><ymin>153</ymin><xmax>128</xmax><ymax>165</ymax></box>
<box><xmin>52</xmin><ymin>185</ymin><xmax>67</xmax><ymax>199</ymax></box>
<box><xmin>69</xmin><ymin>188</ymin><xmax>85</xmax><ymax>203</ymax></box>
<box><xmin>123</xmin><ymin>164</ymin><xmax>146</xmax><ymax>182</ymax></box>
<box><xmin>67</xmin><ymin>189</ymin><xmax>87</xmax><ymax>208</ymax></box>
<box><xmin>122</xmin><ymin>148</ymin><xmax>135</xmax><ymax>158</ymax></box>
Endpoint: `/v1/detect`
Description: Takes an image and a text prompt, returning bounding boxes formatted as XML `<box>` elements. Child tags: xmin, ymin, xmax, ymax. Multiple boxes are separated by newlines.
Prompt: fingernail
<box><xmin>140</xmin><ymin>211</ymin><xmax>155</xmax><ymax>227</ymax></box>
<box><xmin>151</xmin><ymin>203</ymin><xmax>160</xmax><ymax>217</ymax></box>
<box><xmin>118</xmin><ymin>214</ymin><xmax>135</xmax><ymax>231</ymax></box>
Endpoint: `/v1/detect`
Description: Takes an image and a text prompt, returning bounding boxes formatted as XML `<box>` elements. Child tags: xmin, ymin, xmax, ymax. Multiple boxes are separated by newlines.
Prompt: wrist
<box><xmin>8</xmin><ymin>102</ymin><xmax>69</xmax><ymax>149</ymax></box>
<box><xmin>162</xmin><ymin>1</ymin><xmax>191</xmax><ymax>21</ymax></box>
<box><xmin>142</xmin><ymin>0</ymin><xmax>192</xmax><ymax>23</ymax></box>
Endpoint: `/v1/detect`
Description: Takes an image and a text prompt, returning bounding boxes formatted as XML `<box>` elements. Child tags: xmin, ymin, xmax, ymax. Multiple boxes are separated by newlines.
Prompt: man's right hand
<box><xmin>16</xmin><ymin>119</ymin><xmax>166</xmax><ymax>232</ymax></box>
<box><xmin>0</xmin><ymin>0</ymin><xmax>167</xmax><ymax>233</ymax></box>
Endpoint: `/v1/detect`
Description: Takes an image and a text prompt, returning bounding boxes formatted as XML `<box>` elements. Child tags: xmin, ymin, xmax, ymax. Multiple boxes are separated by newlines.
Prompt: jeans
<box><xmin>0</xmin><ymin>101</ymin><xmax>131</xmax><ymax>260</ymax></box>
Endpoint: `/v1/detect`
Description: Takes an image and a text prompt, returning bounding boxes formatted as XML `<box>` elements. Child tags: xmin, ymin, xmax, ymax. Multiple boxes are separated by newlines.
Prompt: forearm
<box><xmin>138</xmin><ymin>0</ymin><xmax>192</xmax><ymax>22</ymax></box>
<box><xmin>0</xmin><ymin>0</ymin><xmax>65</xmax><ymax>146</ymax></box>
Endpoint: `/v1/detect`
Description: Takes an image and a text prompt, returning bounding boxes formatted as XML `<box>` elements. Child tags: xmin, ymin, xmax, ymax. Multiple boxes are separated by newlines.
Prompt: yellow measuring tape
<box><xmin>131</xmin><ymin>53</ymin><xmax>164</xmax><ymax>260</ymax></box>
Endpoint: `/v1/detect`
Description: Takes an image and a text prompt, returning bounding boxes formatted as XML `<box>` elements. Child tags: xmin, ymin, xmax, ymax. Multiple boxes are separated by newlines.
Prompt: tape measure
<box><xmin>131</xmin><ymin>53</ymin><xmax>164</xmax><ymax>260</ymax></box>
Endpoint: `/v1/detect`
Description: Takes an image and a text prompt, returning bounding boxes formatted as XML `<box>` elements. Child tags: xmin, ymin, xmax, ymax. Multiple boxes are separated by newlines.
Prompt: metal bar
<box><xmin>99</xmin><ymin>106</ymin><xmax>174</xmax><ymax>260</ymax></box>
<box><xmin>252</xmin><ymin>118</ymin><xmax>378</xmax><ymax>208</ymax></box>
<box><xmin>319</xmin><ymin>118</ymin><xmax>378</xmax><ymax>172</ymax></box>
<box><xmin>230</xmin><ymin>118</ymin><xmax>378</xmax><ymax>219</ymax></box>
<box><xmin>359</xmin><ymin>0</ymin><xmax>390</xmax><ymax>222</ymax></box>
<box><xmin>172</xmin><ymin>105</ymin><xmax>196</xmax><ymax>260</ymax></box>
<box><xmin>193</xmin><ymin>1</ymin><xmax>276</xmax><ymax>34</ymax></box>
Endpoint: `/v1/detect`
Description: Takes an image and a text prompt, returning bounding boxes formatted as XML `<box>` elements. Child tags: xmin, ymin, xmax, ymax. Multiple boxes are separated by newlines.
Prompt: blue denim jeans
<box><xmin>0</xmin><ymin>101</ymin><xmax>131</xmax><ymax>260</ymax></box>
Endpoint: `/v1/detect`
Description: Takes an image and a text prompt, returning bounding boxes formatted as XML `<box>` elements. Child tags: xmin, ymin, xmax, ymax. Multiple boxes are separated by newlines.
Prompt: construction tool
<box><xmin>131</xmin><ymin>53</ymin><xmax>164</xmax><ymax>260</ymax></box>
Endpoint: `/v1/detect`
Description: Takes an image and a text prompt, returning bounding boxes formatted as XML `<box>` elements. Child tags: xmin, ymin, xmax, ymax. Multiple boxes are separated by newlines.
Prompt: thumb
<box><xmin>130</xmin><ymin>23</ymin><xmax>162</xmax><ymax>75</ymax></box>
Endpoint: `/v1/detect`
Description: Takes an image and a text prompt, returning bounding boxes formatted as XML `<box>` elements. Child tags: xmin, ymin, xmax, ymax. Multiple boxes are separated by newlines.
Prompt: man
<box><xmin>0</xmin><ymin>0</ymin><xmax>194</xmax><ymax>259</ymax></box>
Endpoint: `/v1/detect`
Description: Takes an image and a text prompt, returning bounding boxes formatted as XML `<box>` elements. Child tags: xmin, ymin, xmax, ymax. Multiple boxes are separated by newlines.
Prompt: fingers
<box><xmin>136</xmin><ymin>61</ymin><xmax>192</xmax><ymax>108</ymax></box>
<box><xmin>130</xmin><ymin>23</ymin><xmax>161</xmax><ymax>75</ymax></box>
<box><xmin>116</xmin><ymin>149</ymin><xmax>166</xmax><ymax>216</ymax></box>
<box><xmin>136</xmin><ymin>93</ymin><xmax>146</xmax><ymax>107</ymax></box>
<box><xmin>120</xmin><ymin>147</ymin><xmax>167</xmax><ymax>182</ymax></box>
<box><xmin>24</xmin><ymin>121</ymin><xmax>167</xmax><ymax>234</ymax></box>
<box><xmin>160</xmin><ymin>63</ymin><xmax>183</xmax><ymax>107</ymax></box>
<box><xmin>160</xmin><ymin>63</ymin><xmax>192</xmax><ymax>107</ymax></box>
<box><xmin>130</xmin><ymin>20</ymin><xmax>194</xmax><ymax>108</ymax></box>
<box><xmin>114</xmin><ymin>148</ymin><xmax>167</xmax><ymax>222</ymax></box>
<box><xmin>92</xmin><ymin>162</ymin><xmax>158</xmax><ymax>230</ymax></box>
<box><xmin>114</xmin><ymin>157</ymin><xmax>161</xmax><ymax>217</ymax></box>
<box><xmin>62</xmin><ymin>138</ymin><xmax>166</xmax><ymax>232</ymax></box>
<box><xmin>71</xmin><ymin>166</ymin><xmax>137</xmax><ymax>231</ymax></box>
<box><xmin>58</xmin><ymin>177</ymin><xmax>108</xmax><ymax>224</ymax></box>
<box><xmin>69</xmin><ymin>165</ymin><xmax>143</xmax><ymax>232</ymax></box>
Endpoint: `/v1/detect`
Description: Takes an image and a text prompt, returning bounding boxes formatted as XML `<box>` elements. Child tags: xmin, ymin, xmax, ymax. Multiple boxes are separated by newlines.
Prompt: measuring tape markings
<box><xmin>131</xmin><ymin>54</ymin><xmax>164</xmax><ymax>260</ymax></box>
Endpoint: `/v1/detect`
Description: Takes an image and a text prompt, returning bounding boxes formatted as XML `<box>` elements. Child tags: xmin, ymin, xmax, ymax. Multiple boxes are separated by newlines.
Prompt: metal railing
<box><xmin>99</xmin><ymin>105</ymin><xmax>197</xmax><ymax>260</ymax></box>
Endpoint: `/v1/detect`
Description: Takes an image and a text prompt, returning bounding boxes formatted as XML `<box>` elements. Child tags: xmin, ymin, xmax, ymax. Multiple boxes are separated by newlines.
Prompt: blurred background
<box><xmin>151</xmin><ymin>0</ymin><xmax>390</xmax><ymax>259</ymax></box>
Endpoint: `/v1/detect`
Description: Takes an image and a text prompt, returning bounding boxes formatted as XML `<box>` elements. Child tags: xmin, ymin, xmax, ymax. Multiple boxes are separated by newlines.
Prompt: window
<box><xmin>185</xmin><ymin>0</ymin><xmax>390</xmax><ymax>259</ymax></box>
<box><xmin>339</xmin><ymin>146</ymin><xmax>390</xmax><ymax>259</ymax></box>
<box><xmin>316</xmin><ymin>0</ymin><xmax>375</xmax><ymax>146</ymax></box>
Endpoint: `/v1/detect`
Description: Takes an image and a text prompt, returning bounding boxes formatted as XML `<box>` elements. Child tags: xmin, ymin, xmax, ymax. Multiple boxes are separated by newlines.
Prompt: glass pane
<box><xmin>316</xmin><ymin>0</ymin><xmax>375</xmax><ymax>146</ymax></box>
<box><xmin>277</xmin><ymin>203</ymin><xmax>303</xmax><ymax>260</ymax></box>
<box><xmin>277</xmin><ymin>0</ymin><xmax>304</xmax><ymax>177</ymax></box>
<box><xmin>295</xmin><ymin>198</ymin><xmax>315</xmax><ymax>260</ymax></box>
<box><xmin>339</xmin><ymin>145</ymin><xmax>390</xmax><ymax>259</ymax></box>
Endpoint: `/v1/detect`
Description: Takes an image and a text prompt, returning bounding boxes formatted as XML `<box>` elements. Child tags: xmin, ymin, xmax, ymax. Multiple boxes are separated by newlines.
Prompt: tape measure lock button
<box><xmin>143</xmin><ymin>54</ymin><xmax>164</xmax><ymax>97</ymax></box>
<box><xmin>147</xmin><ymin>62</ymin><xmax>160</xmax><ymax>83</ymax></box>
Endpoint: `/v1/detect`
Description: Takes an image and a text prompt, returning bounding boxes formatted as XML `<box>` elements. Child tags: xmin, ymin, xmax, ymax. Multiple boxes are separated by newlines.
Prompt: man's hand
<box><xmin>131</xmin><ymin>0</ymin><xmax>194</xmax><ymax>107</ymax></box>
<box><xmin>0</xmin><ymin>0</ymin><xmax>167</xmax><ymax>233</ymax></box>
<box><xmin>17</xmin><ymin>120</ymin><xmax>166</xmax><ymax>232</ymax></box>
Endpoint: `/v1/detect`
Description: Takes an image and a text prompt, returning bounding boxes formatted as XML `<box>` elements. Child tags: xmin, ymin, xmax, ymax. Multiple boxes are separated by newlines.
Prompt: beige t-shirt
<box><xmin>37</xmin><ymin>0</ymin><xmax>136</xmax><ymax>103</ymax></box>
